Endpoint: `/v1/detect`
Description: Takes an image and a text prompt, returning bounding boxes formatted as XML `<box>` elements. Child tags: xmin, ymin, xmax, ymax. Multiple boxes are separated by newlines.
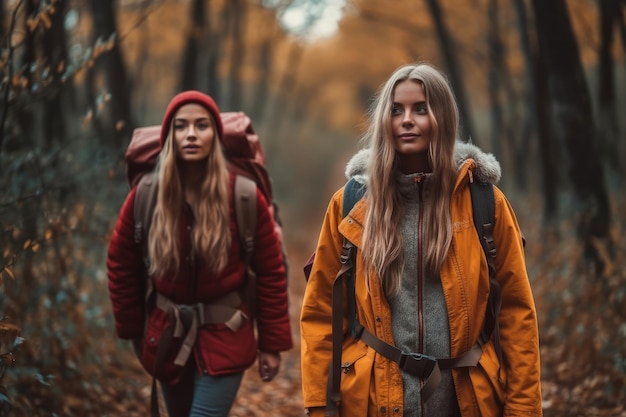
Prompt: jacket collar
<box><xmin>340</xmin><ymin>141</ymin><xmax>502</xmax><ymax>247</ymax></box>
<box><xmin>344</xmin><ymin>140</ymin><xmax>501</xmax><ymax>189</ymax></box>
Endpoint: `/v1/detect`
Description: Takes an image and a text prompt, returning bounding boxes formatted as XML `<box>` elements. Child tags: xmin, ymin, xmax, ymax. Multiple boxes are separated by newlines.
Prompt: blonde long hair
<box><xmin>361</xmin><ymin>63</ymin><xmax>459</xmax><ymax>296</ymax></box>
<box><xmin>148</xmin><ymin>117</ymin><xmax>231</xmax><ymax>276</ymax></box>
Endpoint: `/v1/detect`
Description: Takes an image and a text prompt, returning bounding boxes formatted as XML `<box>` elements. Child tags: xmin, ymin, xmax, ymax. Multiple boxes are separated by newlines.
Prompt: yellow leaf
<box><xmin>32</xmin><ymin>243</ymin><xmax>40</xmax><ymax>252</ymax></box>
<box><xmin>23</xmin><ymin>239</ymin><xmax>31</xmax><ymax>250</ymax></box>
<box><xmin>45</xmin><ymin>229</ymin><xmax>53</xmax><ymax>240</ymax></box>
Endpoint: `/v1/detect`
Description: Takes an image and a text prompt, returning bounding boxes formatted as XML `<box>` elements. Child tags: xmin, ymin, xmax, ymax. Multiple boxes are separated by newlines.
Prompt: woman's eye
<box><xmin>174</xmin><ymin>123</ymin><xmax>186</xmax><ymax>130</ymax></box>
<box><xmin>415</xmin><ymin>104</ymin><xmax>428</xmax><ymax>114</ymax></box>
<box><xmin>197</xmin><ymin>122</ymin><xmax>209</xmax><ymax>130</ymax></box>
<box><xmin>391</xmin><ymin>106</ymin><xmax>402</xmax><ymax>115</ymax></box>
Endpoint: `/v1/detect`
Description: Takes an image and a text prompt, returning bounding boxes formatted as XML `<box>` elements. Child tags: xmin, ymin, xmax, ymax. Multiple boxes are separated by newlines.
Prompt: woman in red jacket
<box><xmin>107</xmin><ymin>91</ymin><xmax>292</xmax><ymax>416</ymax></box>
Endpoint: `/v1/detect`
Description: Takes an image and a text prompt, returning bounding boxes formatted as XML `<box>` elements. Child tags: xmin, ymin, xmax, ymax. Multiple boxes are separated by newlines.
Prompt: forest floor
<box><xmin>3</xmin><ymin>195</ymin><xmax>626</xmax><ymax>416</ymax></box>
<box><xmin>81</xmin><ymin>213</ymin><xmax>626</xmax><ymax>417</ymax></box>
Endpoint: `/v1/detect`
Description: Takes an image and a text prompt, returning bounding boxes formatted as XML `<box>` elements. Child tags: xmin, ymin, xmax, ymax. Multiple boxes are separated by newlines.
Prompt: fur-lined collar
<box><xmin>345</xmin><ymin>141</ymin><xmax>501</xmax><ymax>185</ymax></box>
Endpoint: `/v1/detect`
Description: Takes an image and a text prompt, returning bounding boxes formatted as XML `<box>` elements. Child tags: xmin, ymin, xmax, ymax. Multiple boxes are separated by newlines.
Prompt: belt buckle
<box><xmin>399</xmin><ymin>352</ymin><xmax>436</xmax><ymax>377</ymax></box>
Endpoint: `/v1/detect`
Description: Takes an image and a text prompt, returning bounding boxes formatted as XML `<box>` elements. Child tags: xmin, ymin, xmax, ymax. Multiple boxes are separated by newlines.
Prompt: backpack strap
<box><xmin>133</xmin><ymin>172</ymin><xmax>159</xmax><ymax>328</ymax></box>
<box><xmin>342</xmin><ymin>177</ymin><xmax>367</xmax><ymax>218</ymax></box>
<box><xmin>325</xmin><ymin>179</ymin><xmax>365</xmax><ymax>415</ymax></box>
<box><xmin>132</xmin><ymin>172</ymin><xmax>161</xmax><ymax>417</ymax></box>
<box><xmin>234</xmin><ymin>174</ymin><xmax>257</xmax><ymax>315</ymax></box>
<box><xmin>133</xmin><ymin>172</ymin><xmax>158</xmax><ymax>256</ymax></box>
<box><xmin>469</xmin><ymin>180</ymin><xmax>503</xmax><ymax>378</ymax></box>
<box><xmin>325</xmin><ymin>239</ymin><xmax>355</xmax><ymax>416</ymax></box>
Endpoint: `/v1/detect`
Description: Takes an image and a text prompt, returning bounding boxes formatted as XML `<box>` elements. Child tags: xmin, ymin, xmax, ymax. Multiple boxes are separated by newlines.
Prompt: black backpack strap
<box><xmin>325</xmin><ymin>178</ymin><xmax>366</xmax><ymax>414</ymax></box>
<box><xmin>342</xmin><ymin>177</ymin><xmax>367</xmax><ymax>218</ymax></box>
<box><xmin>325</xmin><ymin>239</ymin><xmax>355</xmax><ymax>416</ymax></box>
<box><xmin>341</xmin><ymin>178</ymin><xmax>365</xmax><ymax>338</ymax></box>
<box><xmin>469</xmin><ymin>181</ymin><xmax>503</xmax><ymax>375</ymax></box>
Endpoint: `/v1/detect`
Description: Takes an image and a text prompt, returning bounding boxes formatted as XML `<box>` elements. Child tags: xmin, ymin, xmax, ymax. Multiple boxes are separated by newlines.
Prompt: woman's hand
<box><xmin>258</xmin><ymin>351</ymin><xmax>281</xmax><ymax>382</ymax></box>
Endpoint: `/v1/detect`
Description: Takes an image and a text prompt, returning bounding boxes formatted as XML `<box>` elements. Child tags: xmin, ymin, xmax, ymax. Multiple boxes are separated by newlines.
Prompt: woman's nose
<box><xmin>402</xmin><ymin>110</ymin><xmax>414</xmax><ymax>126</ymax></box>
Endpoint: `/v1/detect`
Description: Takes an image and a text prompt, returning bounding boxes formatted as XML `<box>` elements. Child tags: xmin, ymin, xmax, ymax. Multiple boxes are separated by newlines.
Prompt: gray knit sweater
<box><xmin>387</xmin><ymin>172</ymin><xmax>459</xmax><ymax>416</ymax></box>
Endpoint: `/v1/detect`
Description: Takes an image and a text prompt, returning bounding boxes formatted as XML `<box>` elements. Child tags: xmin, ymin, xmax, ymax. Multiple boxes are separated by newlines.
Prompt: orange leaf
<box><xmin>5</xmin><ymin>268</ymin><xmax>14</xmax><ymax>280</ymax></box>
<box><xmin>23</xmin><ymin>239</ymin><xmax>31</xmax><ymax>250</ymax></box>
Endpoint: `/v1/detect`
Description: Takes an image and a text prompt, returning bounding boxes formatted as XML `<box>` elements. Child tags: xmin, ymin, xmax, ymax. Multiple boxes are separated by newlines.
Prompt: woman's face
<box><xmin>173</xmin><ymin>103</ymin><xmax>215</xmax><ymax>163</ymax></box>
<box><xmin>391</xmin><ymin>79</ymin><xmax>433</xmax><ymax>173</ymax></box>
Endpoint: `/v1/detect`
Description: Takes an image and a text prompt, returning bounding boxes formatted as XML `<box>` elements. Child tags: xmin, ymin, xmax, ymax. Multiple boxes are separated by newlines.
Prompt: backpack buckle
<box><xmin>340</xmin><ymin>243</ymin><xmax>354</xmax><ymax>265</ymax></box>
<box><xmin>134</xmin><ymin>222</ymin><xmax>142</xmax><ymax>244</ymax></box>
<box><xmin>398</xmin><ymin>351</ymin><xmax>437</xmax><ymax>378</ymax></box>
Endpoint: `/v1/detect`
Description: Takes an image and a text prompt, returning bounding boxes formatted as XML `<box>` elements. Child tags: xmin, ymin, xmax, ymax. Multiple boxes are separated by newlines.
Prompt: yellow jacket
<box><xmin>301</xmin><ymin>145</ymin><xmax>542</xmax><ymax>417</ymax></box>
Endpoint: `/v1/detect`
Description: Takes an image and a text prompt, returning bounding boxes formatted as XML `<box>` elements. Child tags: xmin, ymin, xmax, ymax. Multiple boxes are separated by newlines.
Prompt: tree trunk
<box><xmin>180</xmin><ymin>0</ymin><xmax>206</xmax><ymax>91</ymax></box>
<box><xmin>531</xmin><ymin>0</ymin><xmax>613</xmax><ymax>272</ymax></box>
<box><xmin>615</xmin><ymin>0</ymin><xmax>626</xmax><ymax>58</ymax></box>
<box><xmin>227</xmin><ymin>0</ymin><xmax>246</xmax><ymax>111</ymax></box>
<box><xmin>252</xmin><ymin>38</ymin><xmax>273</xmax><ymax>121</ymax></box>
<box><xmin>597</xmin><ymin>0</ymin><xmax>621</xmax><ymax>174</ymax></box>
<box><xmin>206</xmin><ymin>1</ymin><xmax>227</xmax><ymax>103</ymax></box>
<box><xmin>511</xmin><ymin>0</ymin><xmax>537</xmax><ymax>192</ymax></box>
<box><xmin>487</xmin><ymin>0</ymin><xmax>504</xmax><ymax>160</ymax></box>
<box><xmin>534</xmin><ymin>53</ymin><xmax>559</xmax><ymax>219</ymax></box>
<box><xmin>266</xmin><ymin>41</ymin><xmax>304</xmax><ymax>154</ymax></box>
<box><xmin>424</xmin><ymin>0</ymin><xmax>477</xmax><ymax>144</ymax></box>
<box><xmin>89</xmin><ymin>0</ymin><xmax>133</xmax><ymax>148</ymax></box>
<box><xmin>42</xmin><ymin>0</ymin><xmax>69</xmax><ymax>148</ymax></box>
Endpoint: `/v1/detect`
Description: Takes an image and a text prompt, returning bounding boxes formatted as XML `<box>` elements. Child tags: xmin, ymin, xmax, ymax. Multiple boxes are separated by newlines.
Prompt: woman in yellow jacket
<box><xmin>300</xmin><ymin>63</ymin><xmax>542</xmax><ymax>417</ymax></box>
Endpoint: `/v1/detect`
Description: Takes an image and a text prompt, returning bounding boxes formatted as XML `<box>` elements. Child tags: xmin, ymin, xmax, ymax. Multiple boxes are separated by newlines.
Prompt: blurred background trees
<box><xmin>0</xmin><ymin>0</ymin><xmax>624</xmax><ymax>415</ymax></box>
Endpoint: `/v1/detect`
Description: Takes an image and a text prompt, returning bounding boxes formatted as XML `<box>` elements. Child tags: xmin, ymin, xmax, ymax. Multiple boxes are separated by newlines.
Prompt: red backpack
<box><xmin>125</xmin><ymin>111</ymin><xmax>287</xmax><ymax>280</ymax></box>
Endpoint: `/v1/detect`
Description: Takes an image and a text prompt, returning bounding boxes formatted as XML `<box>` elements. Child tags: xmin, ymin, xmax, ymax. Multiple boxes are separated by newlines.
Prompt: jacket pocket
<box><xmin>469</xmin><ymin>341</ymin><xmax>505</xmax><ymax>415</ymax></box>
<box><xmin>198</xmin><ymin>319</ymin><xmax>257</xmax><ymax>375</ymax></box>
<box><xmin>139</xmin><ymin>308</ymin><xmax>186</xmax><ymax>385</ymax></box>
<box><xmin>338</xmin><ymin>340</ymin><xmax>373</xmax><ymax>416</ymax></box>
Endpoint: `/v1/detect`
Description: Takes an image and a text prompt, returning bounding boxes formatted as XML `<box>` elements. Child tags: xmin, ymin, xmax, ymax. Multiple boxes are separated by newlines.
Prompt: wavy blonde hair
<box><xmin>148</xmin><ymin>115</ymin><xmax>231</xmax><ymax>276</ymax></box>
<box><xmin>361</xmin><ymin>63</ymin><xmax>459</xmax><ymax>296</ymax></box>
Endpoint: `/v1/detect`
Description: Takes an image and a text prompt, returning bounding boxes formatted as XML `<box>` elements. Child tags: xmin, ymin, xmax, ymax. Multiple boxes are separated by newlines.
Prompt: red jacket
<box><xmin>107</xmin><ymin>173</ymin><xmax>292</xmax><ymax>379</ymax></box>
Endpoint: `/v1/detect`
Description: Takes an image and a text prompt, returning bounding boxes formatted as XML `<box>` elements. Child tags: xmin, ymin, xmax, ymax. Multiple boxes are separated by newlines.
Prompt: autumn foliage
<box><xmin>1</xmin><ymin>0</ymin><xmax>625</xmax><ymax>416</ymax></box>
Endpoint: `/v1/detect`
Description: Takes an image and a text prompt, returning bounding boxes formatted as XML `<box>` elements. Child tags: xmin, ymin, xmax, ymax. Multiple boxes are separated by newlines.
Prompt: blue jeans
<box><xmin>160</xmin><ymin>363</ymin><xmax>243</xmax><ymax>417</ymax></box>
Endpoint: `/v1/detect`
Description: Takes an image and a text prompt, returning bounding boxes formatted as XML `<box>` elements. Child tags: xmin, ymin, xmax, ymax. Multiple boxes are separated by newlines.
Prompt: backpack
<box><xmin>303</xmin><ymin>177</ymin><xmax>501</xmax><ymax>412</ymax></box>
<box><xmin>125</xmin><ymin>111</ymin><xmax>287</xmax><ymax>279</ymax></box>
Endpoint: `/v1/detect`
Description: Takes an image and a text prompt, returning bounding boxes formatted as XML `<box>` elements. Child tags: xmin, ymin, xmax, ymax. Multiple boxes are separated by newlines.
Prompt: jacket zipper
<box><xmin>415</xmin><ymin>174</ymin><xmax>427</xmax><ymax>412</ymax></box>
<box><xmin>185</xmin><ymin>207</ymin><xmax>207</xmax><ymax>373</ymax></box>
<box><xmin>415</xmin><ymin>175</ymin><xmax>425</xmax><ymax>354</ymax></box>
<box><xmin>186</xmin><ymin>205</ymin><xmax>198</xmax><ymax>300</ymax></box>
